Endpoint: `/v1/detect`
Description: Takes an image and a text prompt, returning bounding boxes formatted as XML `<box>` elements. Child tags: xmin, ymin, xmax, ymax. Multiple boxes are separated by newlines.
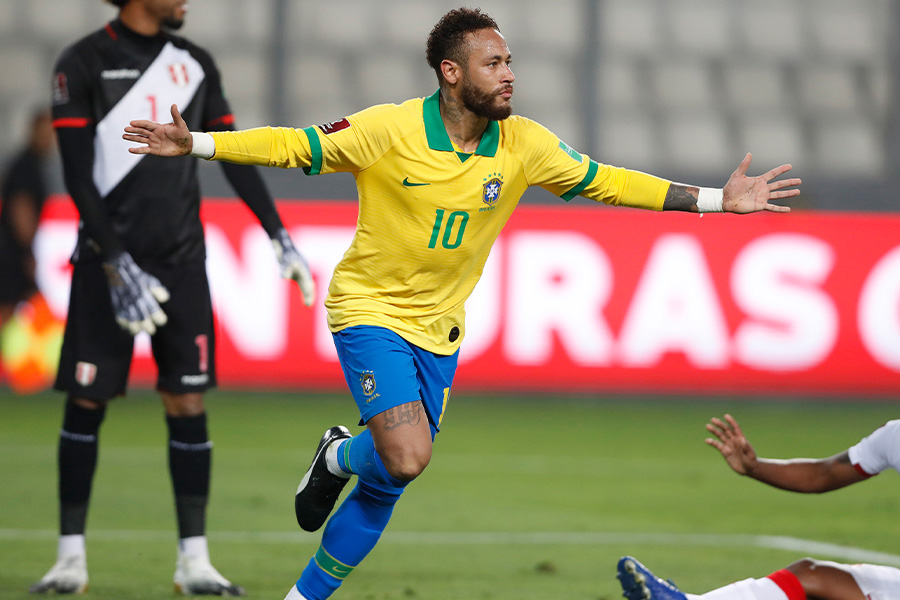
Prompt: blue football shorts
<box><xmin>332</xmin><ymin>325</ymin><xmax>459</xmax><ymax>432</ymax></box>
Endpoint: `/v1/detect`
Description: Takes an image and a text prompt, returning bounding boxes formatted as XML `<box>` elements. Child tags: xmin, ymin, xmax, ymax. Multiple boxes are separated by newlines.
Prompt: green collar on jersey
<box><xmin>423</xmin><ymin>90</ymin><xmax>500</xmax><ymax>157</ymax></box>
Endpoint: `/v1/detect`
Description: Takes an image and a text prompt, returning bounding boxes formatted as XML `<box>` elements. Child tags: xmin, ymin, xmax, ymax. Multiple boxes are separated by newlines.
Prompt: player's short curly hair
<box><xmin>105</xmin><ymin>0</ymin><xmax>130</xmax><ymax>8</ymax></box>
<box><xmin>425</xmin><ymin>8</ymin><xmax>500</xmax><ymax>83</ymax></box>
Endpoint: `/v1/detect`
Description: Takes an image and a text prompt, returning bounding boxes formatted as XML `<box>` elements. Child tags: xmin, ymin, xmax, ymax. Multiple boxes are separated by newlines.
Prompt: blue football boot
<box><xmin>616</xmin><ymin>556</ymin><xmax>687</xmax><ymax>600</ymax></box>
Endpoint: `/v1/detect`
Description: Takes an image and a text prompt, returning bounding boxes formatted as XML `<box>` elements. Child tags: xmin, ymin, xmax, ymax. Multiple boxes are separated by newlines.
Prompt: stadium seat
<box><xmin>0</xmin><ymin>0</ymin><xmax>894</xmax><ymax>200</ymax></box>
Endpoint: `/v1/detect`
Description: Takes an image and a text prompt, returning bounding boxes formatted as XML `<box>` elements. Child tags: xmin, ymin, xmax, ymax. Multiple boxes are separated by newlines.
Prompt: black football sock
<box><xmin>167</xmin><ymin>413</ymin><xmax>211</xmax><ymax>539</ymax></box>
<box><xmin>58</xmin><ymin>398</ymin><xmax>106</xmax><ymax>535</ymax></box>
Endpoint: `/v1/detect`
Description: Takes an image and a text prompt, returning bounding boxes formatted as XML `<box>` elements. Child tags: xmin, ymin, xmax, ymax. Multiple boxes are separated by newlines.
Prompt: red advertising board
<box><xmin>33</xmin><ymin>196</ymin><xmax>900</xmax><ymax>395</ymax></box>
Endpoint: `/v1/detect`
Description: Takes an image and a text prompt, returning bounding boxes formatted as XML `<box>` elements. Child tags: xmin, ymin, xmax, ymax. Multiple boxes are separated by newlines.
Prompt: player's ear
<box><xmin>441</xmin><ymin>60</ymin><xmax>461</xmax><ymax>86</ymax></box>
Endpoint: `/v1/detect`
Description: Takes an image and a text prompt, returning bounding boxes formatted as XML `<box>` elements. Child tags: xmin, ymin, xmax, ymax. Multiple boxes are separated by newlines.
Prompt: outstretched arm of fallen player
<box><xmin>705</xmin><ymin>414</ymin><xmax>867</xmax><ymax>493</ymax></box>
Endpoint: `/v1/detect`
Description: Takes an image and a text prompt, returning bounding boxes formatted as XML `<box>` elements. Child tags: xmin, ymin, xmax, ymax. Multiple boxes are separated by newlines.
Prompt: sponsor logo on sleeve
<box><xmin>52</xmin><ymin>73</ymin><xmax>69</xmax><ymax>106</ymax></box>
<box><xmin>317</xmin><ymin>118</ymin><xmax>351</xmax><ymax>135</ymax></box>
<box><xmin>558</xmin><ymin>140</ymin><xmax>583</xmax><ymax>163</ymax></box>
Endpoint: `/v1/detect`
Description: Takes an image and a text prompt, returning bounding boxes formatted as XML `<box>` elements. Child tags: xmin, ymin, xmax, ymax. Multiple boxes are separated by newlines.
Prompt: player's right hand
<box><xmin>704</xmin><ymin>413</ymin><xmax>759</xmax><ymax>476</ymax></box>
<box><xmin>102</xmin><ymin>251</ymin><xmax>171</xmax><ymax>336</ymax></box>
<box><xmin>123</xmin><ymin>103</ymin><xmax>193</xmax><ymax>157</ymax></box>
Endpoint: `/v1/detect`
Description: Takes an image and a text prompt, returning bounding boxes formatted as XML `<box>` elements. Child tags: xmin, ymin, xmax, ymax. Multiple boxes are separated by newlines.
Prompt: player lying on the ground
<box><xmin>616</xmin><ymin>416</ymin><xmax>900</xmax><ymax>600</ymax></box>
<box><xmin>617</xmin><ymin>554</ymin><xmax>900</xmax><ymax>600</ymax></box>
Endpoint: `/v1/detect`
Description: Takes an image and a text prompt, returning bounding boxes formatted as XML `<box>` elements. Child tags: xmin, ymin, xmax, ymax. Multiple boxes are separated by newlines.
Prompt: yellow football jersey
<box><xmin>209</xmin><ymin>91</ymin><xmax>670</xmax><ymax>355</ymax></box>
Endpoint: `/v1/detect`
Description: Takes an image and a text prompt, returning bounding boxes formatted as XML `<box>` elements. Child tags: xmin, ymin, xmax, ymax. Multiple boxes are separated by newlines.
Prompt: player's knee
<box><xmin>71</xmin><ymin>396</ymin><xmax>107</xmax><ymax>411</ymax></box>
<box><xmin>383</xmin><ymin>445</ymin><xmax>432</xmax><ymax>481</ymax></box>
<box><xmin>161</xmin><ymin>391</ymin><xmax>205</xmax><ymax>417</ymax></box>
<box><xmin>786</xmin><ymin>557</ymin><xmax>816</xmax><ymax>576</ymax></box>
<box><xmin>785</xmin><ymin>558</ymin><xmax>825</xmax><ymax>594</ymax></box>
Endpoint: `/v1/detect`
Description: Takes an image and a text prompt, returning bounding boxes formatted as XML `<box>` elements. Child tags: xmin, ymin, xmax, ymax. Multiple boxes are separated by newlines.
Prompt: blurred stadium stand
<box><xmin>0</xmin><ymin>0</ymin><xmax>896</xmax><ymax>209</ymax></box>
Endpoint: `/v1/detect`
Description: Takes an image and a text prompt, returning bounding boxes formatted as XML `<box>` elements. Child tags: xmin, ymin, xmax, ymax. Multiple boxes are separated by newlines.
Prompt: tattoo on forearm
<box><xmin>381</xmin><ymin>402</ymin><xmax>424</xmax><ymax>430</ymax></box>
<box><xmin>663</xmin><ymin>184</ymin><xmax>700</xmax><ymax>212</ymax></box>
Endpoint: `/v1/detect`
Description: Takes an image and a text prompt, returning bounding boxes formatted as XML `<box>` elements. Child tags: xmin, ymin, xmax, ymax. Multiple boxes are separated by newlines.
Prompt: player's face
<box><xmin>460</xmin><ymin>28</ymin><xmax>515</xmax><ymax>121</ymax></box>
<box><xmin>145</xmin><ymin>0</ymin><xmax>188</xmax><ymax>30</ymax></box>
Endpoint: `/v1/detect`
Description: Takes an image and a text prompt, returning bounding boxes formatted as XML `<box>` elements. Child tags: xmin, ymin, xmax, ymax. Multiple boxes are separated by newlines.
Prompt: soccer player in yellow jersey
<box><xmin>125</xmin><ymin>8</ymin><xmax>800</xmax><ymax>599</ymax></box>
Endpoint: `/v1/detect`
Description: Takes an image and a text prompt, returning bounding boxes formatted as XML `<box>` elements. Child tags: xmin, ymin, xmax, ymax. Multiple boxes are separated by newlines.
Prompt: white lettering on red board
<box><xmin>31</xmin><ymin>217</ymin><xmax>900</xmax><ymax>380</ymax></box>
<box><xmin>731</xmin><ymin>233</ymin><xmax>838</xmax><ymax>371</ymax></box>
<box><xmin>858</xmin><ymin>244</ymin><xmax>900</xmax><ymax>371</ymax></box>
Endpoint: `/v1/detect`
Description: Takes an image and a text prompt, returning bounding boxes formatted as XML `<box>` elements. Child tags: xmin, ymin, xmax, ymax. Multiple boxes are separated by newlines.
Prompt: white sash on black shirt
<box><xmin>93</xmin><ymin>42</ymin><xmax>205</xmax><ymax>197</ymax></box>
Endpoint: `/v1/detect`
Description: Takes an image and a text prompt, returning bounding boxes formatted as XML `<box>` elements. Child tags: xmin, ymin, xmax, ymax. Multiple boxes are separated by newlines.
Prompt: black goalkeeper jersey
<box><xmin>52</xmin><ymin>19</ymin><xmax>237</xmax><ymax>265</ymax></box>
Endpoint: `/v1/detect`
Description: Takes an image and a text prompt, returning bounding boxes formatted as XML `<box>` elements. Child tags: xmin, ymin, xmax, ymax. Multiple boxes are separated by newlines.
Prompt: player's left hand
<box><xmin>722</xmin><ymin>153</ymin><xmax>800</xmax><ymax>214</ymax></box>
<box><xmin>271</xmin><ymin>228</ymin><xmax>315</xmax><ymax>306</ymax></box>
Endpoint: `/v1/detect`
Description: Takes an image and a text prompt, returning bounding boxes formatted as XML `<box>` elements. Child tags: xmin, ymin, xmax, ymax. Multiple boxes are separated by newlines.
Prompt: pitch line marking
<box><xmin>2</xmin><ymin>529</ymin><xmax>898</xmax><ymax>566</ymax></box>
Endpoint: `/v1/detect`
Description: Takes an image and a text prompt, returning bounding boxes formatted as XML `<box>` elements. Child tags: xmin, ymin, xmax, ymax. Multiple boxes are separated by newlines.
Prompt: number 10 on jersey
<box><xmin>428</xmin><ymin>209</ymin><xmax>469</xmax><ymax>249</ymax></box>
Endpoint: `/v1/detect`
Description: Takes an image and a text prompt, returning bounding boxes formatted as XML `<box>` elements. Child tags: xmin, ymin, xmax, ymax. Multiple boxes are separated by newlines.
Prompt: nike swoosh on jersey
<box><xmin>402</xmin><ymin>177</ymin><xmax>430</xmax><ymax>187</ymax></box>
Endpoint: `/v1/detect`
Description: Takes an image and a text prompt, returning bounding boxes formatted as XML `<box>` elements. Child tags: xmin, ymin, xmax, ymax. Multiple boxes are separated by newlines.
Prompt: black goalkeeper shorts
<box><xmin>55</xmin><ymin>260</ymin><xmax>217</xmax><ymax>400</ymax></box>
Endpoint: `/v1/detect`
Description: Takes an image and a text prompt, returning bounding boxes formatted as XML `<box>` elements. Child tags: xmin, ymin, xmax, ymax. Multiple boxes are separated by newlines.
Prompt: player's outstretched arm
<box><xmin>662</xmin><ymin>153</ymin><xmax>800</xmax><ymax>213</ymax></box>
<box><xmin>705</xmin><ymin>414</ymin><xmax>868</xmax><ymax>493</ymax></box>
<box><xmin>123</xmin><ymin>103</ymin><xmax>193</xmax><ymax>157</ymax></box>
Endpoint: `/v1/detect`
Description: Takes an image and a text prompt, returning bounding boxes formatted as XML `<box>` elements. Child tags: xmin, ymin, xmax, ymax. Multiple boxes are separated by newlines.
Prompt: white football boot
<box><xmin>29</xmin><ymin>554</ymin><xmax>89</xmax><ymax>594</ymax></box>
<box><xmin>174</xmin><ymin>555</ymin><xmax>245</xmax><ymax>596</ymax></box>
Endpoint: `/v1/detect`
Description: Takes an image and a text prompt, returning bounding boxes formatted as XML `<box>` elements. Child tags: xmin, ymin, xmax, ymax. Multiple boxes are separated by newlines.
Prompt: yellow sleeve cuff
<box><xmin>209</xmin><ymin>127</ymin><xmax>313</xmax><ymax>169</ymax></box>
<box><xmin>618</xmin><ymin>170</ymin><xmax>670</xmax><ymax>211</ymax></box>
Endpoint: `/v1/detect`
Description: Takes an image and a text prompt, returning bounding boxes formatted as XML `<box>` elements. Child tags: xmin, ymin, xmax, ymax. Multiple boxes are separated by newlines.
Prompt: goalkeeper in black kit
<box><xmin>32</xmin><ymin>0</ymin><xmax>315</xmax><ymax>596</ymax></box>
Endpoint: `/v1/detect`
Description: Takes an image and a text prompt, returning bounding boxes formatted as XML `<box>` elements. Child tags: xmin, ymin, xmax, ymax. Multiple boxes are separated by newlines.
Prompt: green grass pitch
<box><xmin>1</xmin><ymin>389</ymin><xmax>897</xmax><ymax>599</ymax></box>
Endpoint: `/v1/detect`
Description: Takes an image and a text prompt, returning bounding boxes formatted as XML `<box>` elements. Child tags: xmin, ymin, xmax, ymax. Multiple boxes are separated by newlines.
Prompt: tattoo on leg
<box><xmin>381</xmin><ymin>402</ymin><xmax>423</xmax><ymax>430</ymax></box>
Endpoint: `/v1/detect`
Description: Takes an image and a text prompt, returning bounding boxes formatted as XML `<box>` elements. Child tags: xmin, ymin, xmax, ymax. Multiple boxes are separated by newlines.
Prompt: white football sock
<box><xmin>58</xmin><ymin>534</ymin><xmax>86</xmax><ymax>557</ymax></box>
<box><xmin>284</xmin><ymin>583</ymin><xmax>310</xmax><ymax>600</ymax></box>
<box><xmin>178</xmin><ymin>535</ymin><xmax>210</xmax><ymax>560</ymax></box>
<box><xmin>697</xmin><ymin>577</ymin><xmax>788</xmax><ymax>600</ymax></box>
<box><xmin>325</xmin><ymin>439</ymin><xmax>352</xmax><ymax>478</ymax></box>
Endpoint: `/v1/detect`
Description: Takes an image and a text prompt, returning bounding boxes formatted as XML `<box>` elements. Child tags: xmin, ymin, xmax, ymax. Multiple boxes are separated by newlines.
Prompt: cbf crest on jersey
<box><xmin>482</xmin><ymin>172</ymin><xmax>503</xmax><ymax>207</ymax></box>
<box><xmin>360</xmin><ymin>370</ymin><xmax>376</xmax><ymax>397</ymax></box>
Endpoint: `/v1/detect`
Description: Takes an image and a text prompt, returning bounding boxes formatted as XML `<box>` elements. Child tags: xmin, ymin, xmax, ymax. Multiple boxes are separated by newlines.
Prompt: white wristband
<box><xmin>697</xmin><ymin>187</ymin><xmax>724</xmax><ymax>213</ymax></box>
<box><xmin>189</xmin><ymin>132</ymin><xmax>215</xmax><ymax>159</ymax></box>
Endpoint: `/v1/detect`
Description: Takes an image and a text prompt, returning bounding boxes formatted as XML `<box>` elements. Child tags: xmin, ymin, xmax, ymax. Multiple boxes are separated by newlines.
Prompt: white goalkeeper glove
<box><xmin>102</xmin><ymin>251</ymin><xmax>170</xmax><ymax>336</ymax></box>
<box><xmin>271</xmin><ymin>227</ymin><xmax>316</xmax><ymax>306</ymax></box>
